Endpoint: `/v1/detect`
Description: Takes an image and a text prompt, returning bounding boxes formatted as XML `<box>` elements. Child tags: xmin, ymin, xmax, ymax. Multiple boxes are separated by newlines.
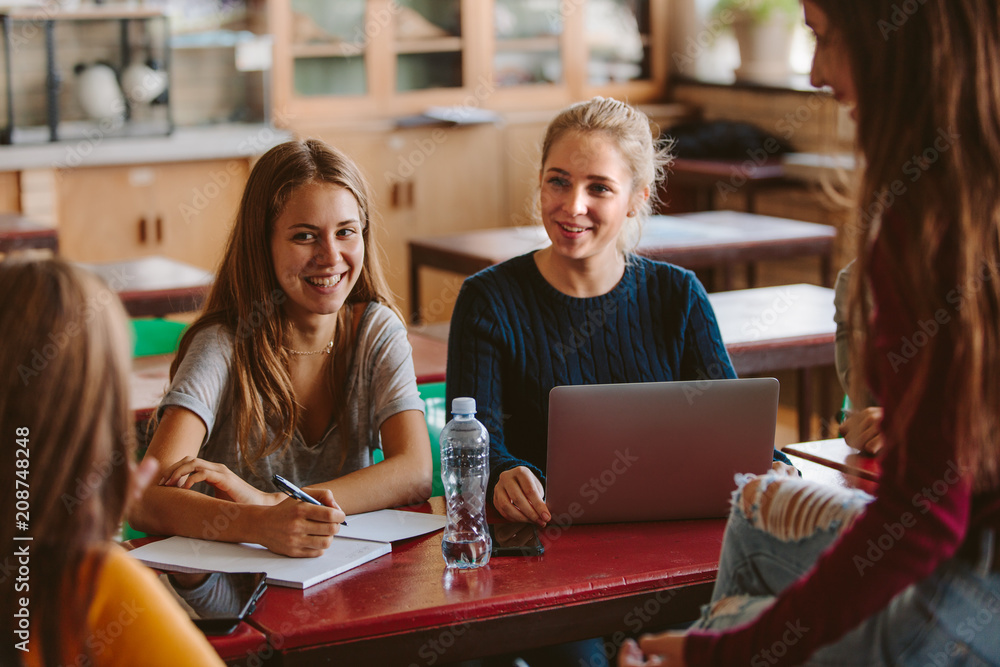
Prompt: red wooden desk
<box><xmin>130</xmin><ymin>332</ymin><xmax>449</xmax><ymax>424</ymax></box>
<box><xmin>246</xmin><ymin>497</ymin><xmax>723</xmax><ymax>666</ymax></box>
<box><xmin>0</xmin><ymin>212</ymin><xmax>59</xmax><ymax>254</ymax></box>
<box><xmin>408</xmin><ymin>211</ymin><xmax>835</xmax><ymax>322</ymax></box>
<box><xmin>123</xmin><ymin>463</ymin><xmax>870</xmax><ymax>666</ymax></box>
<box><xmin>80</xmin><ymin>255</ymin><xmax>214</xmax><ymax>317</ymax></box>
<box><xmin>205</xmin><ymin>623</ymin><xmax>272</xmax><ymax>667</ymax></box>
<box><xmin>708</xmin><ymin>284</ymin><xmax>836</xmax><ymax>442</ymax></box>
<box><xmin>237</xmin><ymin>449</ymin><xmax>871</xmax><ymax>666</ymax></box>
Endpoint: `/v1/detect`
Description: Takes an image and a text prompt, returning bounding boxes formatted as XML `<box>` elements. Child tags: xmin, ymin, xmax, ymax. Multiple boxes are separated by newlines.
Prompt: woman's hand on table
<box><xmin>254</xmin><ymin>487</ymin><xmax>345</xmax><ymax>557</ymax></box>
<box><xmin>159</xmin><ymin>456</ymin><xmax>273</xmax><ymax>505</ymax></box>
<box><xmin>839</xmin><ymin>407</ymin><xmax>884</xmax><ymax>455</ymax></box>
<box><xmin>618</xmin><ymin>633</ymin><xmax>687</xmax><ymax>666</ymax></box>
<box><xmin>493</xmin><ymin>466</ymin><xmax>550</xmax><ymax>527</ymax></box>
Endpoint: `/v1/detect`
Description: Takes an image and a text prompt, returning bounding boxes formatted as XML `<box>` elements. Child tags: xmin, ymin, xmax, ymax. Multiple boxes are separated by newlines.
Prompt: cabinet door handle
<box><xmin>155</xmin><ymin>217</ymin><xmax>163</xmax><ymax>243</ymax></box>
<box><xmin>139</xmin><ymin>217</ymin><xmax>147</xmax><ymax>244</ymax></box>
<box><xmin>391</xmin><ymin>181</ymin><xmax>415</xmax><ymax>209</ymax></box>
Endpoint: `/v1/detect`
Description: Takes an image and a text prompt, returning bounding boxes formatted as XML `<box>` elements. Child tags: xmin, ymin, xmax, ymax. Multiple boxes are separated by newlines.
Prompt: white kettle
<box><xmin>74</xmin><ymin>62</ymin><xmax>125</xmax><ymax>121</ymax></box>
<box><xmin>121</xmin><ymin>60</ymin><xmax>168</xmax><ymax>105</ymax></box>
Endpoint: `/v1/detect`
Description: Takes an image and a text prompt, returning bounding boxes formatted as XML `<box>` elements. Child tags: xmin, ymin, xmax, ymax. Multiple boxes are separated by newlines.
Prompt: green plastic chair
<box><xmin>372</xmin><ymin>381</ymin><xmax>446</xmax><ymax>497</ymax></box>
<box><xmin>122</xmin><ymin>319</ymin><xmax>189</xmax><ymax>542</ymax></box>
<box><xmin>419</xmin><ymin>382</ymin><xmax>447</xmax><ymax>497</ymax></box>
<box><xmin>131</xmin><ymin>318</ymin><xmax>188</xmax><ymax>357</ymax></box>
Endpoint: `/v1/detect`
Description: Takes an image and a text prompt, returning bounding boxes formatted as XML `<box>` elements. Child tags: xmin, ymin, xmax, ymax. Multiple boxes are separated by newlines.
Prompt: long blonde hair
<box><xmin>814</xmin><ymin>0</ymin><xmax>1000</xmax><ymax>489</ymax></box>
<box><xmin>0</xmin><ymin>257</ymin><xmax>134</xmax><ymax>666</ymax></box>
<box><xmin>539</xmin><ymin>96</ymin><xmax>674</xmax><ymax>254</ymax></box>
<box><xmin>170</xmin><ymin>139</ymin><xmax>399</xmax><ymax>472</ymax></box>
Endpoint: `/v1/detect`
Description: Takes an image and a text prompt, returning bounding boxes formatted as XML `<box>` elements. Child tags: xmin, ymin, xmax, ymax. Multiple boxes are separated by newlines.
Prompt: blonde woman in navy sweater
<box><xmin>447</xmin><ymin>97</ymin><xmax>794</xmax><ymax>532</ymax></box>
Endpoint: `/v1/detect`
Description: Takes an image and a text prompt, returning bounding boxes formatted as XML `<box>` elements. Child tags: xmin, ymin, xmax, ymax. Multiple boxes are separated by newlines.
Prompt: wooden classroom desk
<box><xmin>0</xmin><ymin>212</ymin><xmax>59</xmax><ymax>254</ymax></box>
<box><xmin>667</xmin><ymin>157</ymin><xmax>793</xmax><ymax>214</ymax></box>
<box><xmin>123</xmin><ymin>455</ymin><xmax>872</xmax><ymax>666</ymax></box>
<box><xmin>80</xmin><ymin>255</ymin><xmax>213</xmax><ymax>317</ymax></box>
<box><xmin>130</xmin><ymin>331</ymin><xmax>449</xmax><ymax>424</ymax></box>
<box><xmin>408</xmin><ymin>211</ymin><xmax>835</xmax><ymax>322</ymax></box>
<box><xmin>219</xmin><ymin>449</ymin><xmax>874</xmax><ymax>666</ymax></box>
<box><xmin>708</xmin><ymin>284</ymin><xmax>836</xmax><ymax>442</ymax></box>
<box><xmin>205</xmin><ymin>623</ymin><xmax>272</xmax><ymax>667</ymax></box>
<box><xmin>245</xmin><ymin>497</ymin><xmax>724</xmax><ymax>666</ymax></box>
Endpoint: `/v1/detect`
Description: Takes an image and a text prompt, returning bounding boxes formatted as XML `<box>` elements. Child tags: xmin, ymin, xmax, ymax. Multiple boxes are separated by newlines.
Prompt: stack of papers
<box><xmin>130</xmin><ymin>509</ymin><xmax>446</xmax><ymax>589</ymax></box>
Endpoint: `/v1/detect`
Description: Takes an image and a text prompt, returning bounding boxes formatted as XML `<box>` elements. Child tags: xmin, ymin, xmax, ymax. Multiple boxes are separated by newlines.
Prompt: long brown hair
<box><xmin>170</xmin><ymin>139</ymin><xmax>399</xmax><ymax>472</ymax></box>
<box><xmin>812</xmin><ymin>0</ymin><xmax>1000</xmax><ymax>489</ymax></box>
<box><xmin>0</xmin><ymin>257</ymin><xmax>134</xmax><ymax>666</ymax></box>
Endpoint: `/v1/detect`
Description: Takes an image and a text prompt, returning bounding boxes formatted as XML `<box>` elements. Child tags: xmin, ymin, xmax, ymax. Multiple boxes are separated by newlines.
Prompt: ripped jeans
<box><xmin>692</xmin><ymin>472</ymin><xmax>1000</xmax><ymax>666</ymax></box>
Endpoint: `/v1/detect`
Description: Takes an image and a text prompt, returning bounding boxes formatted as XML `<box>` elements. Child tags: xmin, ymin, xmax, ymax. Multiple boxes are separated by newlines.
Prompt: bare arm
<box><xmin>305</xmin><ymin>409</ymin><xmax>433</xmax><ymax>514</ymax></box>
<box><xmin>128</xmin><ymin>407</ymin><xmax>344</xmax><ymax>557</ymax></box>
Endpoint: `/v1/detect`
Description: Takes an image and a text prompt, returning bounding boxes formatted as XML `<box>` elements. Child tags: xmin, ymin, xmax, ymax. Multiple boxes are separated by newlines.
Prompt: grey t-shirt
<box><xmin>158</xmin><ymin>302</ymin><xmax>425</xmax><ymax>492</ymax></box>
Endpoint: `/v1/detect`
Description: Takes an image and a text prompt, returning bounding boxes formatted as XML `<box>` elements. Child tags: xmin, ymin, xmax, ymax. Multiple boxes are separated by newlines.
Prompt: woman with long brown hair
<box><xmin>130</xmin><ymin>139</ymin><xmax>432</xmax><ymax>557</ymax></box>
<box><xmin>0</xmin><ymin>258</ymin><xmax>223</xmax><ymax>666</ymax></box>
<box><xmin>620</xmin><ymin>1</ymin><xmax>1000</xmax><ymax>665</ymax></box>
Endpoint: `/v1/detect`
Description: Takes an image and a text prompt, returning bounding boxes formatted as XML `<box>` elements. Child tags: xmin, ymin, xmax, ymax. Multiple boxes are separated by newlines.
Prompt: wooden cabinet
<box><xmin>302</xmin><ymin>122</ymin><xmax>503</xmax><ymax>321</ymax></box>
<box><xmin>274</xmin><ymin>1</ymin><xmax>671</xmax><ymax>320</ymax></box>
<box><xmin>270</xmin><ymin>0</ymin><xmax>669</xmax><ymax>123</ymax></box>
<box><xmin>56</xmin><ymin>158</ymin><xmax>249</xmax><ymax>270</ymax></box>
<box><xmin>0</xmin><ymin>172</ymin><xmax>19</xmax><ymax>213</ymax></box>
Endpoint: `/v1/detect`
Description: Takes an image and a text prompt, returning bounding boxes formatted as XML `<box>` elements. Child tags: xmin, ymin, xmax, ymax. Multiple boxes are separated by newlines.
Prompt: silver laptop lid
<box><xmin>544</xmin><ymin>378</ymin><xmax>778</xmax><ymax>525</ymax></box>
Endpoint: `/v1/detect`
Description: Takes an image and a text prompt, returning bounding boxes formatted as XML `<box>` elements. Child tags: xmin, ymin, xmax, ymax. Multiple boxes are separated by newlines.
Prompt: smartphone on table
<box><xmin>158</xmin><ymin>571</ymin><xmax>268</xmax><ymax>635</ymax></box>
<box><xmin>489</xmin><ymin>522</ymin><xmax>544</xmax><ymax>557</ymax></box>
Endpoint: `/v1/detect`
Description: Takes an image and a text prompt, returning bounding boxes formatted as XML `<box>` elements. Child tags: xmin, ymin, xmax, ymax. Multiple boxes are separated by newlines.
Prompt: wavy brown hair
<box><xmin>811</xmin><ymin>0</ymin><xmax>1000</xmax><ymax>489</ymax></box>
<box><xmin>0</xmin><ymin>257</ymin><xmax>134</xmax><ymax>666</ymax></box>
<box><xmin>168</xmin><ymin>139</ymin><xmax>399</xmax><ymax>475</ymax></box>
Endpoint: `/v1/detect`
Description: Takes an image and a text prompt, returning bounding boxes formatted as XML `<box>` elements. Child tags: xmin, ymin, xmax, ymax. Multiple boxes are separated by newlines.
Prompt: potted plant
<box><xmin>712</xmin><ymin>0</ymin><xmax>801</xmax><ymax>85</ymax></box>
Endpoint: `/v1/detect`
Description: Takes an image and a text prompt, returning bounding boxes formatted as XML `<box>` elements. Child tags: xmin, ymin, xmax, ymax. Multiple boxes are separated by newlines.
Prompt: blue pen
<box><xmin>272</xmin><ymin>473</ymin><xmax>347</xmax><ymax>525</ymax></box>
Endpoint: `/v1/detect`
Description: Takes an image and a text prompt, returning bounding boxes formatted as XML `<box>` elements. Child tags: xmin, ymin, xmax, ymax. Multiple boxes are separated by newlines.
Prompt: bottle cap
<box><xmin>451</xmin><ymin>397</ymin><xmax>476</xmax><ymax>415</ymax></box>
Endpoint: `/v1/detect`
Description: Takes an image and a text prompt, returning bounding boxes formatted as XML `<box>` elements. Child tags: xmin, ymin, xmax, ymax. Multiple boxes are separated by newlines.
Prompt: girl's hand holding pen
<box><xmin>273</xmin><ymin>473</ymin><xmax>348</xmax><ymax>526</ymax></box>
<box><xmin>258</xmin><ymin>488</ymin><xmax>346</xmax><ymax>557</ymax></box>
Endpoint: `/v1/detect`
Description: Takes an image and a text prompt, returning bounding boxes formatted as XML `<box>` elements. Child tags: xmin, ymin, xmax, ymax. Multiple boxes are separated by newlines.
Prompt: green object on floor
<box><xmin>420</xmin><ymin>382</ymin><xmax>447</xmax><ymax>497</ymax></box>
<box><xmin>121</xmin><ymin>521</ymin><xmax>146</xmax><ymax>542</ymax></box>
<box><xmin>372</xmin><ymin>381</ymin><xmax>446</xmax><ymax>496</ymax></box>
<box><xmin>131</xmin><ymin>318</ymin><xmax>188</xmax><ymax>357</ymax></box>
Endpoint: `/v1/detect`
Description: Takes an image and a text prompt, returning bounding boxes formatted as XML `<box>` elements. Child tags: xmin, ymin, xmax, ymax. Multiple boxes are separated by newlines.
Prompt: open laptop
<box><xmin>544</xmin><ymin>377</ymin><xmax>779</xmax><ymax>524</ymax></box>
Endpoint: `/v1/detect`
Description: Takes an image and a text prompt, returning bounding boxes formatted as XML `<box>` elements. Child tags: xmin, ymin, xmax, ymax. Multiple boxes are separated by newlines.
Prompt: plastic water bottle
<box><xmin>440</xmin><ymin>397</ymin><xmax>491</xmax><ymax>569</ymax></box>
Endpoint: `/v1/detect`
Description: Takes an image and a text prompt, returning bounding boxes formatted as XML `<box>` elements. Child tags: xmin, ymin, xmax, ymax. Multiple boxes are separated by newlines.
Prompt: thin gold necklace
<box><xmin>284</xmin><ymin>340</ymin><xmax>333</xmax><ymax>356</ymax></box>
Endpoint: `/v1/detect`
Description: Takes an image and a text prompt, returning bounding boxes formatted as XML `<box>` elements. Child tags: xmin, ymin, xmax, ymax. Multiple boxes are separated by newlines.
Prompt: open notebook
<box><xmin>130</xmin><ymin>509</ymin><xmax>446</xmax><ymax>589</ymax></box>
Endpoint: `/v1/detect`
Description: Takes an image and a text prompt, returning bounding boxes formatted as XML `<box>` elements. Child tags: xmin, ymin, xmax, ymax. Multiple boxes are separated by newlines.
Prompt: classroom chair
<box><xmin>373</xmin><ymin>381</ymin><xmax>446</xmax><ymax>497</ymax></box>
<box><xmin>122</xmin><ymin>318</ymin><xmax>189</xmax><ymax>541</ymax></box>
<box><xmin>131</xmin><ymin>317</ymin><xmax>188</xmax><ymax>357</ymax></box>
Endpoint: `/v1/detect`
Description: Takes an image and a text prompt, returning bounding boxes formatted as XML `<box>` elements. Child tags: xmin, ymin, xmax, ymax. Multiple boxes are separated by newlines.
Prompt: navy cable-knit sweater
<box><xmin>445</xmin><ymin>252</ymin><xmax>790</xmax><ymax>497</ymax></box>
